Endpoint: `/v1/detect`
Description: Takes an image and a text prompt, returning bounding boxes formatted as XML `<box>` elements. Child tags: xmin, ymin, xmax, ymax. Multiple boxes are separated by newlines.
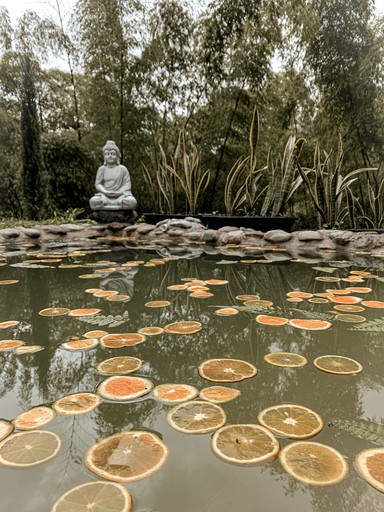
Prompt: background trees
<box><xmin>0</xmin><ymin>0</ymin><xmax>383</xmax><ymax>226</ymax></box>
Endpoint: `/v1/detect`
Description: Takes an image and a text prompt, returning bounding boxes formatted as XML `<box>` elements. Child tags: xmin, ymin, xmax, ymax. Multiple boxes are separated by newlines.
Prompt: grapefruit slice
<box><xmin>199</xmin><ymin>386</ymin><xmax>241</xmax><ymax>403</ymax></box>
<box><xmin>264</xmin><ymin>352</ymin><xmax>308</xmax><ymax>367</ymax></box>
<box><xmin>0</xmin><ymin>430</ymin><xmax>61</xmax><ymax>467</ymax></box>
<box><xmin>85</xmin><ymin>431</ymin><xmax>169</xmax><ymax>482</ymax></box>
<box><xmin>256</xmin><ymin>315</ymin><xmax>288</xmax><ymax>326</ymax></box>
<box><xmin>38</xmin><ymin>308</ymin><xmax>70</xmax><ymax>317</ymax></box>
<box><xmin>211</xmin><ymin>424</ymin><xmax>279</xmax><ymax>466</ymax></box>
<box><xmin>0</xmin><ymin>420</ymin><xmax>13</xmax><ymax>442</ymax></box>
<box><xmin>355</xmin><ymin>448</ymin><xmax>384</xmax><ymax>493</ymax></box>
<box><xmin>97</xmin><ymin>376</ymin><xmax>154</xmax><ymax>401</ymax></box>
<box><xmin>53</xmin><ymin>393</ymin><xmax>101</xmax><ymax>415</ymax></box>
<box><xmin>258</xmin><ymin>404</ymin><xmax>323</xmax><ymax>439</ymax></box>
<box><xmin>167</xmin><ymin>400</ymin><xmax>226</xmax><ymax>434</ymax></box>
<box><xmin>198</xmin><ymin>358</ymin><xmax>257</xmax><ymax>383</ymax></box>
<box><xmin>289</xmin><ymin>319</ymin><xmax>332</xmax><ymax>330</ymax></box>
<box><xmin>279</xmin><ymin>441</ymin><xmax>348</xmax><ymax>486</ymax></box>
<box><xmin>152</xmin><ymin>384</ymin><xmax>199</xmax><ymax>404</ymax></box>
<box><xmin>97</xmin><ymin>356</ymin><xmax>143</xmax><ymax>376</ymax></box>
<box><xmin>313</xmin><ymin>355</ymin><xmax>363</xmax><ymax>375</ymax></box>
<box><xmin>164</xmin><ymin>321</ymin><xmax>202</xmax><ymax>335</ymax></box>
<box><xmin>60</xmin><ymin>338</ymin><xmax>98</xmax><ymax>351</ymax></box>
<box><xmin>100</xmin><ymin>333</ymin><xmax>146</xmax><ymax>348</ymax></box>
<box><xmin>51</xmin><ymin>481</ymin><xmax>132</xmax><ymax>512</ymax></box>
<box><xmin>12</xmin><ymin>406</ymin><xmax>55</xmax><ymax>431</ymax></box>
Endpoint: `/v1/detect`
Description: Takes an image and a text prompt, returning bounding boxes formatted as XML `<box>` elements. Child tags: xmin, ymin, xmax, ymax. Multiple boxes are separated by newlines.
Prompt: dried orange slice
<box><xmin>0</xmin><ymin>430</ymin><xmax>61</xmax><ymax>467</ymax></box>
<box><xmin>152</xmin><ymin>384</ymin><xmax>199</xmax><ymax>404</ymax></box>
<box><xmin>215</xmin><ymin>308</ymin><xmax>239</xmax><ymax>316</ymax></box>
<box><xmin>256</xmin><ymin>315</ymin><xmax>288</xmax><ymax>326</ymax></box>
<box><xmin>84</xmin><ymin>288</ymin><xmax>102</xmax><ymax>294</ymax></box>
<box><xmin>68</xmin><ymin>308</ymin><xmax>101</xmax><ymax>316</ymax></box>
<box><xmin>53</xmin><ymin>393</ymin><xmax>101</xmax><ymax>415</ymax></box>
<box><xmin>137</xmin><ymin>326</ymin><xmax>164</xmax><ymax>336</ymax></box>
<box><xmin>199</xmin><ymin>386</ymin><xmax>241</xmax><ymax>403</ymax></box>
<box><xmin>342</xmin><ymin>276</ymin><xmax>365</xmax><ymax>282</ymax></box>
<box><xmin>167</xmin><ymin>284</ymin><xmax>188</xmax><ymax>291</ymax></box>
<box><xmin>0</xmin><ymin>420</ymin><xmax>13</xmax><ymax>442</ymax></box>
<box><xmin>313</xmin><ymin>355</ymin><xmax>363</xmax><ymax>375</ymax></box>
<box><xmin>145</xmin><ymin>300</ymin><xmax>171</xmax><ymax>308</ymax></box>
<box><xmin>97</xmin><ymin>376</ymin><xmax>154</xmax><ymax>401</ymax></box>
<box><xmin>330</xmin><ymin>296</ymin><xmax>363</xmax><ymax>304</ymax></box>
<box><xmin>190</xmin><ymin>291</ymin><xmax>214</xmax><ymax>298</ymax></box>
<box><xmin>0</xmin><ymin>340</ymin><xmax>25</xmax><ymax>351</ymax></box>
<box><xmin>361</xmin><ymin>300</ymin><xmax>384</xmax><ymax>308</ymax></box>
<box><xmin>107</xmin><ymin>295</ymin><xmax>130</xmax><ymax>302</ymax></box>
<box><xmin>61</xmin><ymin>338</ymin><xmax>98</xmax><ymax>351</ymax></box>
<box><xmin>324</xmin><ymin>289</ymin><xmax>351</xmax><ymax>295</ymax></box>
<box><xmin>334</xmin><ymin>304</ymin><xmax>365</xmax><ymax>313</ymax></box>
<box><xmin>258</xmin><ymin>404</ymin><xmax>323</xmax><ymax>439</ymax></box>
<box><xmin>286</xmin><ymin>297</ymin><xmax>303</xmax><ymax>303</ymax></box>
<box><xmin>286</xmin><ymin>291</ymin><xmax>313</xmax><ymax>299</ymax></box>
<box><xmin>15</xmin><ymin>345</ymin><xmax>44</xmax><ymax>354</ymax></box>
<box><xmin>244</xmin><ymin>299</ymin><xmax>273</xmax><ymax>307</ymax></box>
<box><xmin>289</xmin><ymin>319</ymin><xmax>332</xmax><ymax>330</ymax></box>
<box><xmin>93</xmin><ymin>290</ymin><xmax>119</xmax><ymax>297</ymax></box>
<box><xmin>308</xmin><ymin>298</ymin><xmax>329</xmax><ymax>304</ymax></box>
<box><xmin>204</xmin><ymin>279</ymin><xmax>228</xmax><ymax>285</ymax></box>
<box><xmin>198</xmin><ymin>358</ymin><xmax>257</xmax><ymax>383</ymax></box>
<box><xmin>315</xmin><ymin>276</ymin><xmax>341</xmax><ymax>282</ymax></box>
<box><xmin>264</xmin><ymin>352</ymin><xmax>307</xmax><ymax>367</ymax></box>
<box><xmin>335</xmin><ymin>314</ymin><xmax>366</xmax><ymax>323</ymax></box>
<box><xmin>167</xmin><ymin>400</ymin><xmax>226</xmax><ymax>434</ymax></box>
<box><xmin>85</xmin><ymin>431</ymin><xmax>169</xmax><ymax>482</ymax></box>
<box><xmin>164</xmin><ymin>321</ymin><xmax>202</xmax><ymax>335</ymax></box>
<box><xmin>100</xmin><ymin>333</ymin><xmax>146</xmax><ymax>348</ymax></box>
<box><xmin>279</xmin><ymin>441</ymin><xmax>348</xmax><ymax>486</ymax></box>
<box><xmin>236</xmin><ymin>294</ymin><xmax>260</xmax><ymax>301</ymax></box>
<box><xmin>51</xmin><ymin>481</ymin><xmax>132</xmax><ymax>512</ymax></box>
<box><xmin>83</xmin><ymin>330</ymin><xmax>108</xmax><ymax>339</ymax></box>
<box><xmin>0</xmin><ymin>280</ymin><xmax>18</xmax><ymax>285</ymax></box>
<box><xmin>355</xmin><ymin>448</ymin><xmax>384</xmax><ymax>493</ymax></box>
<box><xmin>0</xmin><ymin>321</ymin><xmax>19</xmax><ymax>329</ymax></box>
<box><xmin>38</xmin><ymin>308</ymin><xmax>70</xmax><ymax>317</ymax></box>
<box><xmin>211</xmin><ymin>424</ymin><xmax>279</xmax><ymax>466</ymax></box>
<box><xmin>345</xmin><ymin>287</ymin><xmax>372</xmax><ymax>294</ymax></box>
<box><xmin>12</xmin><ymin>406</ymin><xmax>55</xmax><ymax>431</ymax></box>
<box><xmin>97</xmin><ymin>356</ymin><xmax>143</xmax><ymax>375</ymax></box>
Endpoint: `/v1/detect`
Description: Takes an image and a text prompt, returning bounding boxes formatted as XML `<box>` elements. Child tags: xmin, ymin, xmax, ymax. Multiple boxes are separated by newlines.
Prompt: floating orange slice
<box><xmin>361</xmin><ymin>300</ymin><xmax>384</xmax><ymax>308</ymax></box>
<box><xmin>96</xmin><ymin>356</ymin><xmax>143</xmax><ymax>375</ymax></box>
<box><xmin>68</xmin><ymin>308</ymin><xmax>101</xmax><ymax>317</ymax></box>
<box><xmin>325</xmin><ymin>289</ymin><xmax>351</xmax><ymax>295</ymax></box>
<box><xmin>256</xmin><ymin>315</ymin><xmax>288</xmax><ymax>326</ymax></box>
<box><xmin>14</xmin><ymin>345</ymin><xmax>44</xmax><ymax>355</ymax></box>
<box><xmin>215</xmin><ymin>308</ymin><xmax>239</xmax><ymax>316</ymax></box>
<box><xmin>315</xmin><ymin>276</ymin><xmax>341</xmax><ymax>282</ymax></box>
<box><xmin>167</xmin><ymin>284</ymin><xmax>188</xmax><ymax>291</ymax></box>
<box><xmin>190</xmin><ymin>291</ymin><xmax>214</xmax><ymax>298</ymax></box>
<box><xmin>342</xmin><ymin>276</ymin><xmax>365</xmax><ymax>282</ymax></box>
<box><xmin>0</xmin><ymin>280</ymin><xmax>18</xmax><ymax>285</ymax></box>
<box><xmin>85</xmin><ymin>431</ymin><xmax>169</xmax><ymax>482</ymax></box>
<box><xmin>0</xmin><ymin>430</ymin><xmax>61</xmax><ymax>467</ymax></box>
<box><xmin>211</xmin><ymin>424</ymin><xmax>279</xmax><ymax>466</ymax></box>
<box><xmin>12</xmin><ymin>406</ymin><xmax>55</xmax><ymax>431</ymax></box>
<box><xmin>204</xmin><ymin>279</ymin><xmax>228</xmax><ymax>285</ymax></box>
<box><xmin>152</xmin><ymin>384</ymin><xmax>199</xmax><ymax>404</ymax></box>
<box><xmin>100</xmin><ymin>333</ymin><xmax>146</xmax><ymax>348</ymax></box>
<box><xmin>51</xmin><ymin>482</ymin><xmax>132</xmax><ymax>512</ymax></box>
<box><xmin>258</xmin><ymin>404</ymin><xmax>323</xmax><ymax>439</ymax></box>
<box><xmin>198</xmin><ymin>358</ymin><xmax>258</xmax><ymax>382</ymax></box>
<box><xmin>329</xmin><ymin>296</ymin><xmax>363</xmax><ymax>304</ymax></box>
<box><xmin>0</xmin><ymin>420</ymin><xmax>13</xmax><ymax>442</ymax></box>
<box><xmin>244</xmin><ymin>299</ymin><xmax>274</xmax><ymax>307</ymax></box>
<box><xmin>85</xmin><ymin>288</ymin><xmax>102</xmax><ymax>294</ymax></box>
<box><xmin>334</xmin><ymin>304</ymin><xmax>365</xmax><ymax>313</ymax></box>
<box><xmin>0</xmin><ymin>340</ymin><xmax>25</xmax><ymax>351</ymax></box>
<box><xmin>286</xmin><ymin>291</ymin><xmax>313</xmax><ymax>299</ymax></box>
<box><xmin>286</xmin><ymin>298</ymin><xmax>303</xmax><ymax>303</ymax></box>
<box><xmin>39</xmin><ymin>308</ymin><xmax>70</xmax><ymax>317</ymax></box>
<box><xmin>83</xmin><ymin>330</ymin><xmax>108</xmax><ymax>339</ymax></box>
<box><xmin>289</xmin><ymin>319</ymin><xmax>332</xmax><ymax>330</ymax></box>
<box><xmin>345</xmin><ymin>287</ymin><xmax>372</xmax><ymax>294</ymax></box>
<box><xmin>97</xmin><ymin>376</ymin><xmax>154</xmax><ymax>401</ymax></box>
<box><xmin>78</xmin><ymin>274</ymin><xmax>100</xmax><ymax>279</ymax></box>
<box><xmin>137</xmin><ymin>327</ymin><xmax>164</xmax><ymax>336</ymax></box>
<box><xmin>144</xmin><ymin>300</ymin><xmax>171</xmax><ymax>308</ymax></box>
<box><xmin>264</xmin><ymin>352</ymin><xmax>308</xmax><ymax>367</ymax></box>
<box><xmin>93</xmin><ymin>290</ymin><xmax>119</xmax><ymax>297</ymax></box>
<box><xmin>279</xmin><ymin>441</ymin><xmax>348</xmax><ymax>486</ymax></box>
<box><xmin>167</xmin><ymin>400</ymin><xmax>226</xmax><ymax>434</ymax></box>
<box><xmin>236</xmin><ymin>295</ymin><xmax>260</xmax><ymax>301</ymax></box>
<box><xmin>107</xmin><ymin>295</ymin><xmax>130</xmax><ymax>302</ymax></box>
<box><xmin>355</xmin><ymin>448</ymin><xmax>384</xmax><ymax>493</ymax></box>
<box><xmin>0</xmin><ymin>321</ymin><xmax>20</xmax><ymax>329</ymax></box>
<box><xmin>308</xmin><ymin>298</ymin><xmax>329</xmax><ymax>304</ymax></box>
<box><xmin>350</xmin><ymin>270</ymin><xmax>371</xmax><ymax>275</ymax></box>
<box><xmin>199</xmin><ymin>386</ymin><xmax>241</xmax><ymax>403</ymax></box>
<box><xmin>335</xmin><ymin>314</ymin><xmax>366</xmax><ymax>323</ymax></box>
<box><xmin>53</xmin><ymin>393</ymin><xmax>101</xmax><ymax>415</ymax></box>
<box><xmin>164</xmin><ymin>321</ymin><xmax>202</xmax><ymax>335</ymax></box>
<box><xmin>313</xmin><ymin>355</ymin><xmax>363</xmax><ymax>375</ymax></box>
<box><xmin>61</xmin><ymin>338</ymin><xmax>98</xmax><ymax>351</ymax></box>
<box><xmin>186</xmin><ymin>280</ymin><xmax>206</xmax><ymax>286</ymax></box>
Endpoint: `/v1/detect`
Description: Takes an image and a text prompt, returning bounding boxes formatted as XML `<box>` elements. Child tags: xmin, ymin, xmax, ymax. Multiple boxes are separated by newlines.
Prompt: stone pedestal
<box><xmin>92</xmin><ymin>210</ymin><xmax>138</xmax><ymax>224</ymax></box>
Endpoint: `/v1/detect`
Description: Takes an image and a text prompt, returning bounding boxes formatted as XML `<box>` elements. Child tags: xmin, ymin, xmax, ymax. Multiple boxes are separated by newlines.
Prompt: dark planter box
<box><xmin>143</xmin><ymin>213</ymin><xmax>296</xmax><ymax>233</ymax></box>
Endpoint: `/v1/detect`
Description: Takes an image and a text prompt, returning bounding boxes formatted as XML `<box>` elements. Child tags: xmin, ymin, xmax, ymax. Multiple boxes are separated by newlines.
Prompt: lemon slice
<box><xmin>53</xmin><ymin>393</ymin><xmax>101</xmax><ymax>415</ymax></box>
<box><xmin>85</xmin><ymin>431</ymin><xmax>169</xmax><ymax>482</ymax></box>
<box><xmin>12</xmin><ymin>406</ymin><xmax>55</xmax><ymax>431</ymax></box>
<box><xmin>198</xmin><ymin>358</ymin><xmax>257</xmax><ymax>383</ymax></box>
<box><xmin>51</xmin><ymin>481</ymin><xmax>132</xmax><ymax>512</ymax></box>
<box><xmin>279</xmin><ymin>441</ymin><xmax>348</xmax><ymax>486</ymax></box>
<box><xmin>167</xmin><ymin>400</ymin><xmax>226</xmax><ymax>434</ymax></box>
<box><xmin>0</xmin><ymin>430</ymin><xmax>61</xmax><ymax>467</ymax></box>
<box><xmin>211</xmin><ymin>424</ymin><xmax>279</xmax><ymax>466</ymax></box>
<box><xmin>355</xmin><ymin>448</ymin><xmax>384</xmax><ymax>493</ymax></box>
<box><xmin>258</xmin><ymin>404</ymin><xmax>323</xmax><ymax>439</ymax></box>
<box><xmin>313</xmin><ymin>355</ymin><xmax>363</xmax><ymax>375</ymax></box>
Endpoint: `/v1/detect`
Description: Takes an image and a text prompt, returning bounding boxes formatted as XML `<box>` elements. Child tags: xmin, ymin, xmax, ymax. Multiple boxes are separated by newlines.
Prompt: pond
<box><xmin>0</xmin><ymin>245</ymin><xmax>383</xmax><ymax>511</ymax></box>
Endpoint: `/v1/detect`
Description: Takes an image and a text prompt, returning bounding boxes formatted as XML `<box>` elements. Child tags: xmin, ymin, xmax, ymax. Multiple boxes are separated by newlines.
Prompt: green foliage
<box><xmin>351</xmin><ymin>317</ymin><xmax>384</xmax><ymax>332</ymax></box>
<box><xmin>351</xmin><ymin>169</ymin><xmax>384</xmax><ymax>228</ymax></box>
<box><xmin>329</xmin><ymin>419</ymin><xmax>384</xmax><ymax>445</ymax></box>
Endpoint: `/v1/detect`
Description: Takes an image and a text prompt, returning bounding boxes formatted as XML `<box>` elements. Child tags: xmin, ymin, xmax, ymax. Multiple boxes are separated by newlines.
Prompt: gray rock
<box><xmin>297</xmin><ymin>231</ymin><xmax>324</xmax><ymax>241</ymax></box>
<box><xmin>168</xmin><ymin>220</ymin><xmax>193</xmax><ymax>229</ymax></box>
<box><xmin>44</xmin><ymin>226</ymin><xmax>68</xmax><ymax>235</ymax></box>
<box><xmin>92</xmin><ymin>210</ymin><xmax>138</xmax><ymax>224</ymax></box>
<box><xmin>264</xmin><ymin>251</ymin><xmax>293</xmax><ymax>261</ymax></box>
<box><xmin>328</xmin><ymin>230</ymin><xmax>352</xmax><ymax>245</ymax></box>
<box><xmin>220</xmin><ymin>230</ymin><xmax>245</xmax><ymax>245</ymax></box>
<box><xmin>185</xmin><ymin>216</ymin><xmax>203</xmax><ymax>224</ymax></box>
<box><xmin>136</xmin><ymin>224</ymin><xmax>155</xmax><ymax>234</ymax></box>
<box><xmin>217</xmin><ymin>226</ymin><xmax>239</xmax><ymax>233</ymax></box>
<box><xmin>202</xmin><ymin>230</ymin><xmax>219</xmax><ymax>243</ymax></box>
<box><xmin>1</xmin><ymin>229</ymin><xmax>21</xmax><ymax>239</ymax></box>
<box><xmin>263</xmin><ymin>230</ymin><xmax>292</xmax><ymax>243</ymax></box>
<box><xmin>21</xmin><ymin>228</ymin><xmax>41</xmax><ymax>239</ymax></box>
<box><xmin>167</xmin><ymin>229</ymin><xmax>185</xmax><ymax>237</ymax></box>
<box><xmin>187</xmin><ymin>231</ymin><xmax>203</xmax><ymax>241</ymax></box>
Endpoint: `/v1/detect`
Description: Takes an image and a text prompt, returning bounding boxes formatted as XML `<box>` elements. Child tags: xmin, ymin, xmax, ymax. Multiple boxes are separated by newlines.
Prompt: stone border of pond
<box><xmin>0</xmin><ymin>218</ymin><xmax>384</xmax><ymax>267</ymax></box>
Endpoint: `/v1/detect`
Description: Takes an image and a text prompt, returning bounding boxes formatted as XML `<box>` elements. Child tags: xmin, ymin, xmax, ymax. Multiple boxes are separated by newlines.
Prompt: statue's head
<box><xmin>103</xmin><ymin>140</ymin><xmax>120</xmax><ymax>165</ymax></box>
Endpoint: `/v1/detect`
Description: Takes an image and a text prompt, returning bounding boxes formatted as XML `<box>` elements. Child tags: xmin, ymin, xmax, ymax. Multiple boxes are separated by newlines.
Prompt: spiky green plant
<box><xmin>330</xmin><ymin>419</ymin><xmax>384</xmax><ymax>445</ymax></box>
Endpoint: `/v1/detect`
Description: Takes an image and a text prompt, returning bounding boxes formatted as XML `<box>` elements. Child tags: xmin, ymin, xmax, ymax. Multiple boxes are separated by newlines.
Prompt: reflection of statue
<box><xmin>99</xmin><ymin>267</ymin><xmax>138</xmax><ymax>299</ymax></box>
<box><xmin>90</xmin><ymin>141</ymin><xmax>137</xmax><ymax>222</ymax></box>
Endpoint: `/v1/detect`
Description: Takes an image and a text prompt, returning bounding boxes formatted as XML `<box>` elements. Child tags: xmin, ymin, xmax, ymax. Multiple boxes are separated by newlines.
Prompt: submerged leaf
<box><xmin>329</xmin><ymin>419</ymin><xmax>384</xmax><ymax>445</ymax></box>
<box><xmin>351</xmin><ymin>317</ymin><xmax>384</xmax><ymax>331</ymax></box>
<box><xmin>312</xmin><ymin>267</ymin><xmax>338</xmax><ymax>273</ymax></box>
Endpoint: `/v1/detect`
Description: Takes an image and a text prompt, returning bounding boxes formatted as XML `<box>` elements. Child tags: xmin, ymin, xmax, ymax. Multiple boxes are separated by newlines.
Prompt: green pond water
<box><xmin>0</xmin><ymin>246</ymin><xmax>384</xmax><ymax>511</ymax></box>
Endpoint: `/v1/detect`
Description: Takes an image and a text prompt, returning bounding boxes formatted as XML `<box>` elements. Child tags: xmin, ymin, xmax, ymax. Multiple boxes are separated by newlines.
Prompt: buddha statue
<box><xmin>90</xmin><ymin>140</ymin><xmax>137</xmax><ymax>211</ymax></box>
